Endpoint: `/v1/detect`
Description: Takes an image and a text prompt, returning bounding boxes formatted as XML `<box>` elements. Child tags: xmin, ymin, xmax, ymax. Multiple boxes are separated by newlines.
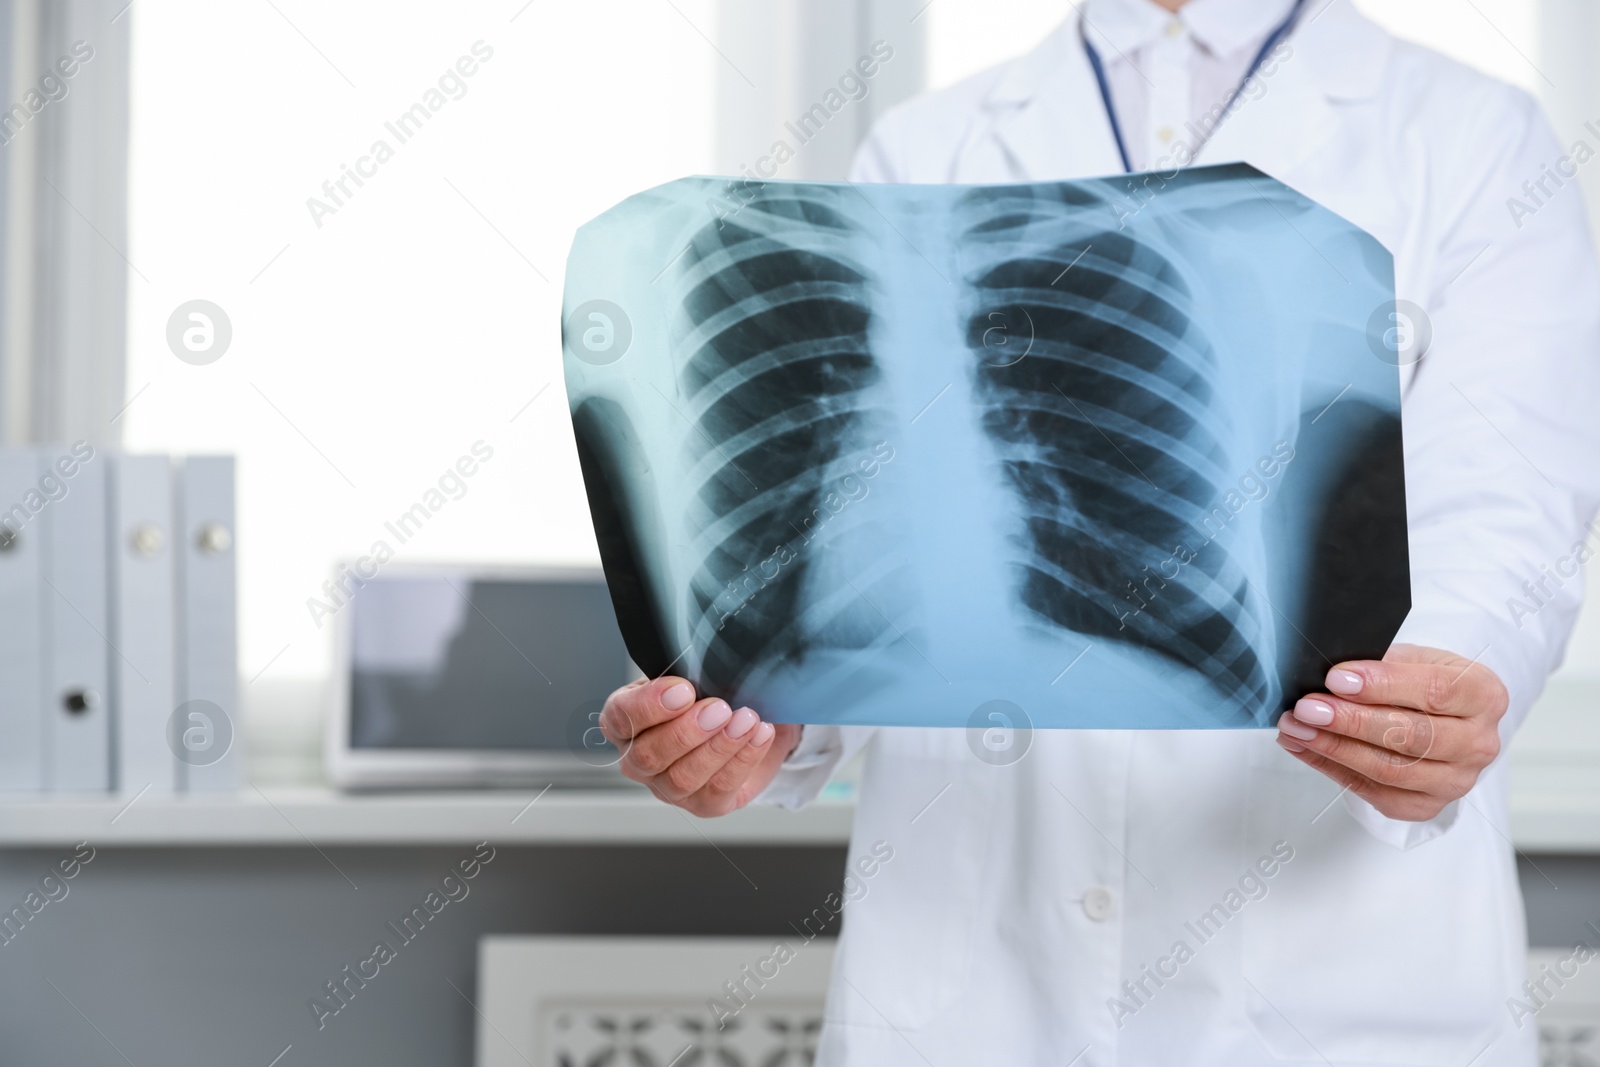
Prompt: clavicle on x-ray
<box><xmin>563</xmin><ymin>163</ymin><xmax>1409</xmax><ymax>730</ymax></box>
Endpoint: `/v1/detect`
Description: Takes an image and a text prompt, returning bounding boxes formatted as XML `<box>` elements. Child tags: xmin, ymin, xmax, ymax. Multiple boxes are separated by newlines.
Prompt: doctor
<box><xmin>599</xmin><ymin>0</ymin><xmax>1600</xmax><ymax>1062</ymax></box>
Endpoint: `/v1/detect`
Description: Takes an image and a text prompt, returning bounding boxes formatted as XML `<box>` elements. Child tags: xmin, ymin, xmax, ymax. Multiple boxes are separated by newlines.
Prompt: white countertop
<box><xmin>1</xmin><ymin>773</ymin><xmax>1594</xmax><ymax>851</ymax></box>
<box><xmin>0</xmin><ymin>776</ymin><xmax>1591</xmax><ymax>850</ymax></box>
<box><xmin>0</xmin><ymin>785</ymin><xmax>857</xmax><ymax>847</ymax></box>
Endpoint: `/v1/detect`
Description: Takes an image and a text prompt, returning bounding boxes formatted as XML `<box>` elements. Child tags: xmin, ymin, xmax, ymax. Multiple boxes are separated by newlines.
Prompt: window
<box><xmin>123</xmin><ymin>0</ymin><xmax>716</xmax><ymax>681</ymax></box>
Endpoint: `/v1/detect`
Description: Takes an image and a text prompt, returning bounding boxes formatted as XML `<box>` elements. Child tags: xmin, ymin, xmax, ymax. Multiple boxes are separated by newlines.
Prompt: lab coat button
<box><xmin>1082</xmin><ymin>887</ymin><xmax>1115</xmax><ymax>922</ymax></box>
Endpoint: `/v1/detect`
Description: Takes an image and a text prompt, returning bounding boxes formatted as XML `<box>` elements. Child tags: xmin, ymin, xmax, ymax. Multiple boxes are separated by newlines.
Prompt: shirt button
<box><xmin>1165</xmin><ymin>19</ymin><xmax>1183</xmax><ymax>38</ymax></box>
<box><xmin>1157</xmin><ymin>126</ymin><xmax>1175</xmax><ymax>143</ymax></box>
<box><xmin>1083</xmin><ymin>887</ymin><xmax>1116</xmax><ymax>922</ymax></box>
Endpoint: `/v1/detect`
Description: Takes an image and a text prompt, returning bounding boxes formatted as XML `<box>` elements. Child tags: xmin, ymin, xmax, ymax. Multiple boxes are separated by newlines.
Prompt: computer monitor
<box><xmin>325</xmin><ymin>563</ymin><xmax>640</xmax><ymax>789</ymax></box>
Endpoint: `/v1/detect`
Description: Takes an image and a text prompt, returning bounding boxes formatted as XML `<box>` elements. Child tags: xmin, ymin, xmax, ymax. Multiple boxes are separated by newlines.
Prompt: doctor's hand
<box><xmin>598</xmin><ymin>677</ymin><xmax>802</xmax><ymax>817</ymax></box>
<box><xmin>1276</xmin><ymin>644</ymin><xmax>1508</xmax><ymax>822</ymax></box>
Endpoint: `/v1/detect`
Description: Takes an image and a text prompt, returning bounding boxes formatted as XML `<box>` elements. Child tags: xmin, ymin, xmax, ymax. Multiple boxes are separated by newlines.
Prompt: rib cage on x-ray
<box><xmin>563</xmin><ymin>166</ymin><xmax>1407</xmax><ymax>729</ymax></box>
<box><xmin>674</xmin><ymin>189</ymin><xmax>909</xmax><ymax>700</ymax></box>
<box><xmin>958</xmin><ymin>185</ymin><xmax>1274</xmax><ymax>717</ymax></box>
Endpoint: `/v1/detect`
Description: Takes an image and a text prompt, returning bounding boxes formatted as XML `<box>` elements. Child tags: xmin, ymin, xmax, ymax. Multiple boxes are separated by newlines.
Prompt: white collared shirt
<box><xmin>1082</xmin><ymin>0</ymin><xmax>1299</xmax><ymax>169</ymax></box>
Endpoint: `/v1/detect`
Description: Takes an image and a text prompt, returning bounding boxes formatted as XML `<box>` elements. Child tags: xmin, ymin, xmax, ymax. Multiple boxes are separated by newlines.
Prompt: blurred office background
<box><xmin>14</xmin><ymin>0</ymin><xmax>1599</xmax><ymax>777</ymax></box>
<box><xmin>0</xmin><ymin>1</ymin><xmax>1599</xmax><ymax>1064</ymax></box>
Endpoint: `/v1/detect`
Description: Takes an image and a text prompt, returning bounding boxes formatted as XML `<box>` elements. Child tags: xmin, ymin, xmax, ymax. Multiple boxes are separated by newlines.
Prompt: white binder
<box><xmin>0</xmin><ymin>450</ymin><xmax>44</xmax><ymax>791</ymax></box>
<box><xmin>110</xmin><ymin>454</ymin><xmax>179</xmax><ymax>794</ymax></box>
<box><xmin>42</xmin><ymin>448</ymin><xmax>111</xmax><ymax>792</ymax></box>
<box><xmin>175</xmin><ymin>456</ymin><xmax>240</xmax><ymax>791</ymax></box>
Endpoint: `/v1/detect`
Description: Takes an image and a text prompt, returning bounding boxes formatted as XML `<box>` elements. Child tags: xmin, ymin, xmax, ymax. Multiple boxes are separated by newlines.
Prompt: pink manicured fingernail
<box><xmin>1294</xmin><ymin>699</ymin><xmax>1334</xmax><ymax>726</ymax></box>
<box><xmin>752</xmin><ymin>722</ymin><xmax>775</xmax><ymax>746</ymax></box>
<box><xmin>726</xmin><ymin>706</ymin><xmax>759</xmax><ymax>739</ymax></box>
<box><xmin>1278</xmin><ymin>736</ymin><xmax>1307</xmax><ymax>753</ymax></box>
<box><xmin>697</xmin><ymin>700</ymin><xmax>732</xmax><ymax>731</ymax></box>
<box><xmin>662</xmin><ymin>683</ymin><xmax>696</xmax><ymax>710</ymax></box>
<box><xmin>1279</xmin><ymin>715</ymin><xmax>1318</xmax><ymax>742</ymax></box>
<box><xmin>1326</xmin><ymin>670</ymin><xmax>1363</xmax><ymax>695</ymax></box>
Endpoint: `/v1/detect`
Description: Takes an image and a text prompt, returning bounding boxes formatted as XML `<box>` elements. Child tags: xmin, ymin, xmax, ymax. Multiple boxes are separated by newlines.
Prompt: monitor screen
<box><xmin>348</xmin><ymin>573</ymin><xmax>636</xmax><ymax>751</ymax></box>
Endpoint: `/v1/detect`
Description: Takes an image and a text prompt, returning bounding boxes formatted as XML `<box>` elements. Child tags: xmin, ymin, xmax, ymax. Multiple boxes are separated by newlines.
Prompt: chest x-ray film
<box><xmin>562</xmin><ymin>164</ymin><xmax>1409</xmax><ymax>730</ymax></box>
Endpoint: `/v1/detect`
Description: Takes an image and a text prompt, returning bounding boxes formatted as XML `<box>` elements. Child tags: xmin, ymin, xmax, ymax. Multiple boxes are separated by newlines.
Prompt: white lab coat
<box><xmin>757</xmin><ymin>2</ymin><xmax>1600</xmax><ymax>1064</ymax></box>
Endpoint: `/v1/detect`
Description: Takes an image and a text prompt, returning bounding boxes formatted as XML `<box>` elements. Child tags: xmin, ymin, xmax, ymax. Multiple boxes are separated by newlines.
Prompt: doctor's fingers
<box><xmin>600</xmin><ymin>676</ymin><xmax>700</xmax><ymax>743</ymax></box>
<box><xmin>614</xmin><ymin>697</ymin><xmax>732</xmax><ymax>781</ymax></box>
<box><xmin>655</xmin><ymin>721</ymin><xmax>778</xmax><ymax>815</ymax></box>
<box><xmin>1324</xmin><ymin>649</ymin><xmax>1508</xmax><ymax>721</ymax></box>
<box><xmin>1286</xmin><ymin>697</ymin><xmax>1494</xmax><ymax>766</ymax></box>
<box><xmin>645</xmin><ymin>708</ymin><xmax>764</xmax><ymax>799</ymax></box>
<box><xmin>1280</xmin><ymin>723</ymin><xmax>1478</xmax><ymax>797</ymax></box>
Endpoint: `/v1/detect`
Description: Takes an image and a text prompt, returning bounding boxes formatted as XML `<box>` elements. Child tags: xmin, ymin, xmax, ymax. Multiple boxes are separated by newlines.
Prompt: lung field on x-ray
<box><xmin>958</xmin><ymin>185</ymin><xmax>1273</xmax><ymax>718</ymax></box>
<box><xmin>675</xmin><ymin>189</ymin><xmax>910</xmax><ymax>702</ymax></box>
<box><xmin>566</xmin><ymin>169</ymin><xmax>1407</xmax><ymax>727</ymax></box>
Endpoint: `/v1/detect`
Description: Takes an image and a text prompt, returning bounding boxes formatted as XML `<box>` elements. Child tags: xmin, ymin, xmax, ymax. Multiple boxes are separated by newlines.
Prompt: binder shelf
<box><xmin>0</xmin><ymin>448</ymin><xmax>241</xmax><ymax>796</ymax></box>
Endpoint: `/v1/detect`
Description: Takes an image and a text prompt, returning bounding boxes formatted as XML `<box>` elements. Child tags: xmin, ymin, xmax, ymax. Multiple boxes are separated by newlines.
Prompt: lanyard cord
<box><xmin>1080</xmin><ymin>0</ymin><xmax>1309</xmax><ymax>175</ymax></box>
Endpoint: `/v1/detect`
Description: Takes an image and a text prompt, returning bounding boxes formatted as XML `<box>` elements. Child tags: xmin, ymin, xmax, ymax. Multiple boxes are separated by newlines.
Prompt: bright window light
<box><xmin>123</xmin><ymin>0</ymin><xmax>716</xmax><ymax>682</ymax></box>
